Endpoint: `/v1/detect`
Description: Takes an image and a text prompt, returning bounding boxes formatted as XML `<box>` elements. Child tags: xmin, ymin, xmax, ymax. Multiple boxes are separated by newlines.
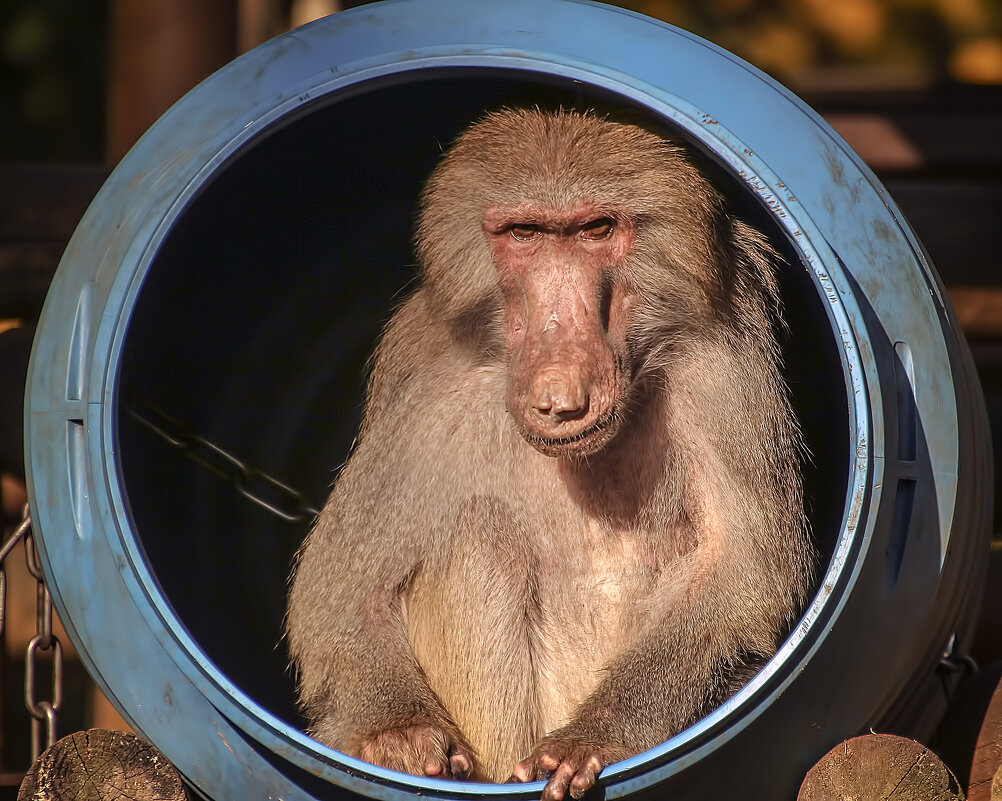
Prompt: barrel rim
<box><xmin>26</xmin><ymin>1</ymin><xmax>977</xmax><ymax>798</ymax></box>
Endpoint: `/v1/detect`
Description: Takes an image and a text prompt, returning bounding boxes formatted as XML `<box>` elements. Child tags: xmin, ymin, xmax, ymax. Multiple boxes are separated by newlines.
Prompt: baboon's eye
<box><xmin>580</xmin><ymin>218</ymin><xmax>615</xmax><ymax>240</ymax></box>
<box><xmin>510</xmin><ymin>224</ymin><xmax>541</xmax><ymax>242</ymax></box>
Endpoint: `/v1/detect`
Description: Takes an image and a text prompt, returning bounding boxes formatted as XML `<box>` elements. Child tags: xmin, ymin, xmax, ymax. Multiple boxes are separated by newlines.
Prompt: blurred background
<box><xmin>1</xmin><ymin>0</ymin><xmax>1000</xmax><ymax>165</ymax></box>
<box><xmin>0</xmin><ymin>0</ymin><xmax>1000</xmax><ymax>794</ymax></box>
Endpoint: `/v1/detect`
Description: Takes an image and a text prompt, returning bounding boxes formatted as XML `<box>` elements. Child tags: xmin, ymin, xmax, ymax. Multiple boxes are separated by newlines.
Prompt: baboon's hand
<box><xmin>510</xmin><ymin>733</ymin><xmax>627</xmax><ymax>800</ymax></box>
<box><xmin>358</xmin><ymin>724</ymin><xmax>475</xmax><ymax>779</ymax></box>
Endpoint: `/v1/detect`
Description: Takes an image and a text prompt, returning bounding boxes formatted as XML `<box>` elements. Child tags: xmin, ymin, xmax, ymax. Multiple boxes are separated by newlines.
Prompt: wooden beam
<box><xmin>106</xmin><ymin>0</ymin><xmax>238</xmax><ymax>164</ymax></box>
<box><xmin>948</xmin><ymin>288</ymin><xmax>1002</xmax><ymax>338</ymax></box>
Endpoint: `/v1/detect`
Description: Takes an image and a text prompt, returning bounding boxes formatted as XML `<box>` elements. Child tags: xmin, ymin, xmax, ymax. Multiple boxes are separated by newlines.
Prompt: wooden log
<box><xmin>968</xmin><ymin>673</ymin><xmax>1002</xmax><ymax>801</ymax></box>
<box><xmin>798</xmin><ymin>733</ymin><xmax>964</xmax><ymax>801</ymax></box>
<box><xmin>934</xmin><ymin>662</ymin><xmax>1002</xmax><ymax>791</ymax></box>
<box><xmin>18</xmin><ymin>729</ymin><xmax>186</xmax><ymax>801</ymax></box>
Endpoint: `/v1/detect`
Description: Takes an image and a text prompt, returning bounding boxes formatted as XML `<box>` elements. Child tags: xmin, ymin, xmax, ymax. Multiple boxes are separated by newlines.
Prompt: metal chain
<box><xmin>23</xmin><ymin>512</ymin><xmax>62</xmax><ymax>761</ymax></box>
<box><xmin>124</xmin><ymin>392</ymin><xmax>320</xmax><ymax>524</ymax></box>
<box><xmin>1</xmin><ymin>507</ymin><xmax>62</xmax><ymax>761</ymax></box>
<box><xmin>0</xmin><ymin>395</ymin><xmax>316</xmax><ymax>763</ymax></box>
<box><xmin>938</xmin><ymin>632</ymin><xmax>978</xmax><ymax>676</ymax></box>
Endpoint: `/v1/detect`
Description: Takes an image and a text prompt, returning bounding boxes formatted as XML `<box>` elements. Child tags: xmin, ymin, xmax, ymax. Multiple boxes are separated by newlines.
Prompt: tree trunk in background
<box><xmin>107</xmin><ymin>0</ymin><xmax>237</xmax><ymax>164</ymax></box>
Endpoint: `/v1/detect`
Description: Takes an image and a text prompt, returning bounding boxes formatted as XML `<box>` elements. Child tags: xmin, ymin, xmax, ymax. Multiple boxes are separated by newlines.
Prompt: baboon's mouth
<box><xmin>522</xmin><ymin>411</ymin><xmax>619</xmax><ymax>457</ymax></box>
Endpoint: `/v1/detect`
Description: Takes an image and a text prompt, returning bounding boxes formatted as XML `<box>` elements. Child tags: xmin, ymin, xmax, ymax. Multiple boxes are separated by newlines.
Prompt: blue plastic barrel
<box><xmin>25</xmin><ymin>1</ymin><xmax>992</xmax><ymax>799</ymax></box>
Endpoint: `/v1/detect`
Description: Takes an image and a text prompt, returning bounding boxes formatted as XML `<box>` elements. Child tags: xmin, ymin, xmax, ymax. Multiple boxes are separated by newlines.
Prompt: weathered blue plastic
<box><xmin>25</xmin><ymin>1</ymin><xmax>992</xmax><ymax>799</ymax></box>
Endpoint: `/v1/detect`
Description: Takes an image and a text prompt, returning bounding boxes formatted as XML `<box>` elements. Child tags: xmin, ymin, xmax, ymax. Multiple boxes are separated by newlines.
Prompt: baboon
<box><xmin>287</xmin><ymin>108</ymin><xmax>813</xmax><ymax>801</ymax></box>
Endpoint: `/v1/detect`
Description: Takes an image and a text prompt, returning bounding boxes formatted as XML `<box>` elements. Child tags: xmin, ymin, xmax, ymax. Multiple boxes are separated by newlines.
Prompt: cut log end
<box><xmin>798</xmin><ymin>733</ymin><xmax>964</xmax><ymax>801</ymax></box>
<box><xmin>18</xmin><ymin>728</ymin><xmax>187</xmax><ymax>801</ymax></box>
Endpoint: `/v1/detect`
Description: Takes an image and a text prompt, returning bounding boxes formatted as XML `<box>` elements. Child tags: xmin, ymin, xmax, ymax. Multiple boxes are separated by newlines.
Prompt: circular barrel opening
<box><xmin>114</xmin><ymin>68</ymin><xmax>850</xmax><ymax>737</ymax></box>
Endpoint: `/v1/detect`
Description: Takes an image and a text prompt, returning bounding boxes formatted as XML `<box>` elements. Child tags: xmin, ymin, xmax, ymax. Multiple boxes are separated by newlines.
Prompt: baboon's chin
<box><xmin>520</xmin><ymin>414</ymin><xmax>621</xmax><ymax>459</ymax></box>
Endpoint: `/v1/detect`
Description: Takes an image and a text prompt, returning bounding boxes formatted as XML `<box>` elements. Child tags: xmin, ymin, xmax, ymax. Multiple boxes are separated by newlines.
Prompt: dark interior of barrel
<box><xmin>115</xmin><ymin>70</ymin><xmax>849</xmax><ymax>735</ymax></box>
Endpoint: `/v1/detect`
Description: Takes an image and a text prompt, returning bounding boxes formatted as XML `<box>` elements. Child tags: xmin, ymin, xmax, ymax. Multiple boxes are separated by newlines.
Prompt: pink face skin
<box><xmin>482</xmin><ymin>202</ymin><xmax>637</xmax><ymax>458</ymax></box>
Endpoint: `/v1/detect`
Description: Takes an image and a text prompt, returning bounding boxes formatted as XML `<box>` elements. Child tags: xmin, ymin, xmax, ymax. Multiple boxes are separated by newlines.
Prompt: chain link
<box><xmin>24</xmin><ymin>533</ymin><xmax>51</xmax><ymax>647</ymax></box>
<box><xmin>124</xmin><ymin>391</ymin><xmax>320</xmax><ymax>524</ymax></box>
<box><xmin>1</xmin><ymin>507</ymin><xmax>63</xmax><ymax>761</ymax></box>
<box><xmin>23</xmin><ymin>513</ymin><xmax>63</xmax><ymax>760</ymax></box>
<box><xmin>25</xmin><ymin>635</ymin><xmax>62</xmax><ymax>760</ymax></box>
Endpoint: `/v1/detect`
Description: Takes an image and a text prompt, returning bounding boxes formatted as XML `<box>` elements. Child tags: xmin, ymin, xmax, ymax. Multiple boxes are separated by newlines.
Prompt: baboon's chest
<box><xmin>407</xmin><ymin>515</ymin><xmax>659</xmax><ymax>721</ymax></box>
<box><xmin>530</xmin><ymin>521</ymin><xmax>659</xmax><ymax>728</ymax></box>
<box><xmin>403</xmin><ymin>506</ymin><xmax>660</xmax><ymax>777</ymax></box>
